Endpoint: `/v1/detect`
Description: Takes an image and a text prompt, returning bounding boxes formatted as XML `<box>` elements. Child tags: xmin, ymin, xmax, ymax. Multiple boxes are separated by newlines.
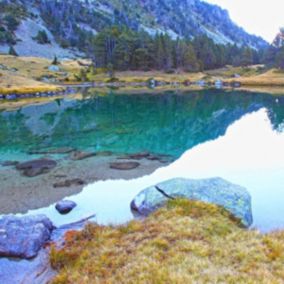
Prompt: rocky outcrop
<box><xmin>0</xmin><ymin>215</ymin><xmax>54</xmax><ymax>259</ymax></box>
<box><xmin>16</xmin><ymin>158</ymin><xmax>57</xmax><ymax>177</ymax></box>
<box><xmin>55</xmin><ymin>200</ymin><xmax>77</xmax><ymax>215</ymax></box>
<box><xmin>131</xmin><ymin>178</ymin><xmax>253</xmax><ymax>227</ymax></box>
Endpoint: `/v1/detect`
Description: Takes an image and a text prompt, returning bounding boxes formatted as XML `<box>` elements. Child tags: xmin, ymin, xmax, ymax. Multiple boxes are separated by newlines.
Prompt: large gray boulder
<box><xmin>0</xmin><ymin>215</ymin><xmax>54</xmax><ymax>259</ymax></box>
<box><xmin>131</xmin><ymin>178</ymin><xmax>253</xmax><ymax>227</ymax></box>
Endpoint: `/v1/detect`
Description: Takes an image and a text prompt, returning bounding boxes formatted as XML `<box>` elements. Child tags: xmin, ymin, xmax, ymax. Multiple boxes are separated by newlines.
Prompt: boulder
<box><xmin>55</xmin><ymin>200</ymin><xmax>77</xmax><ymax>215</ymax></box>
<box><xmin>110</xmin><ymin>162</ymin><xmax>140</xmax><ymax>170</ymax></box>
<box><xmin>16</xmin><ymin>159</ymin><xmax>57</xmax><ymax>177</ymax></box>
<box><xmin>0</xmin><ymin>215</ymin><xmax>54</xmax><ymax>259</ymax></box>
<box><xmin>131</xmin><ymin>178</ymin><xmax>253</xmax><ymax>227</ymax></box>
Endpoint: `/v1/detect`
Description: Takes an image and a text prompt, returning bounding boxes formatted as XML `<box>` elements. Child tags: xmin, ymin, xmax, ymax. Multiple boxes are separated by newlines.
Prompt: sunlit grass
<box><xmin>50</xmin><ymin>199</ymin><xmax>284</xmax><ymax>283</ymax></box>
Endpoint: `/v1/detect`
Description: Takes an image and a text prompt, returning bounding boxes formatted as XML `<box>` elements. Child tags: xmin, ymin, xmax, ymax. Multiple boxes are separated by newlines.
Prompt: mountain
<box><xmin>0</xmin><ymin>0</ymin><xmax>268</xmax><ymax>58</ymax></box>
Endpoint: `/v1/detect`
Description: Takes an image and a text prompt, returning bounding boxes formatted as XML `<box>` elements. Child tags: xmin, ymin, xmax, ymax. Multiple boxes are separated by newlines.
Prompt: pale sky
<box><xmin>205</xmin><ymin>0</ymin><xmax>283</xmax><ymax>43</ymax></box>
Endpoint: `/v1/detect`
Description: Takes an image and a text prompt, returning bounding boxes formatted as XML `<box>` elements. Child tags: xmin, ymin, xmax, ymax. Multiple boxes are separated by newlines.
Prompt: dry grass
<box><xmin>206</xmin><ymin>65</ymin><xmax>265</xmax><ymax>78</ymax></box>
<box><xmin>225</xmin><ymin>69</ymin><xmax>284</xmax><ymax>87</ymax></box>
<box><xmin>0</xmin><ymin>71</ymin><xmax>61</xmax><ymax>94</ymax></box>
<box><xmin>1</xmin><ymin>54</ymin><xmax>284</xmax><ymax>95</ymax></box>
<box><xmin>88</xmin><ymin>70</ymin><xmax>205</xmax><ymax>83</ymax></box>
<box><xmin>50</xmin><ymin>199</ymin><xmax>284</xmax><ymax>284</ymax></box>
<box><xmin>0</xmin><ymin>55</ymin><xmax>85</xmax><ymax>94</ymax></box>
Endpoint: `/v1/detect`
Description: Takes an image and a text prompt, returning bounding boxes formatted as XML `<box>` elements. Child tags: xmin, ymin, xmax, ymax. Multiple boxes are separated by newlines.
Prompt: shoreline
<box><xmin>0</xmin><ymin>152</ymin><xmax>171</xmax><ymax>215</ymax></box>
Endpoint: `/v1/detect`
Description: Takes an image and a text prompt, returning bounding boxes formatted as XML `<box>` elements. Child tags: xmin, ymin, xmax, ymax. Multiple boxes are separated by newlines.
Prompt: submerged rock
<box><xmin>131</xmin><ymin>178</ymin><xmax>253</xmax><ymax>227</ymax></box>
<box><xmin>110</xmin><ymin>162</ymin><xmax>140</xmax><ymax>170</ymax></box>
<box><xmin>0</xmin><ymin>215</ymin><xmax>54</xmax><ymax>259</ymax></box>
<box><xmin>118</xmin><ymin>152</ymin><xmax>173</xmax><ymax>164</ymax></box>
<box><xmin>16</xmin><ymin>159</ymin><xmax>57</xmax><ymax>177</ymax></box>
<box><xmin>55</xmin><ymin>200</ymin><xmax>77</xmax><ymax>215</ymax></box>
<box><xmin>126</xmin><ymin>152</ymin><xmax>150</xmax><ymax>160</ymax></box>
<box><xmin>53</xmin><ymin>178</ymin><xmax>85</xmax><ymax>188</ymax></box>
<box><xmin>28</xmin><ymin>147</ymin><xmax>75</xmax><ymax>155</ymax></box>
<box><xmin>1</xmin><ymin>161</ymin><xmax>19</xmax><ymax>167</ymax></box>
<box><xmin>70</xmin><ymin>151</ymin><xmax>96</xmax><ymax>161</ymax></box>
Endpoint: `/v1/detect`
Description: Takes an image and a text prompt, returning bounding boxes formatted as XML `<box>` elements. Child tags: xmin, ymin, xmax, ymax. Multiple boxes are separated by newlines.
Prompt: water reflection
<box><xmin>1</xmin><ymin>89</ymin><xmax>283</xmax><ymax>160</ymax></box>
<box><xmin>25</xmin><ymin>108</ymin><xmax>284</xmax><ymax>233</ymax></box>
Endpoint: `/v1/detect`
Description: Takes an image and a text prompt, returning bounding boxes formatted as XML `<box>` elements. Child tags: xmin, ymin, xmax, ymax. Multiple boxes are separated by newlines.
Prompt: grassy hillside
<box><xmin>2</xmin><ymin>55</ymin><xmax>284</xmax><ymax>96</ymax></box>
<box><xmin>0</xmin><ymin>55</ymin><xmax>86</xmax><ymax>94</ymax></box>
<box><xmin>50</xmin><ymin>199</ymin><xmax>284</xmax><ymax>283</ymax></box>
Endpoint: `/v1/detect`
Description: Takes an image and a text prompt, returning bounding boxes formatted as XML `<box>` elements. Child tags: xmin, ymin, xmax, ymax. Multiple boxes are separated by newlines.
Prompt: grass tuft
<box><xmin>50</xmin><ymin>200</ymin><xmax>284</xmax><ymax>283</ymax></box>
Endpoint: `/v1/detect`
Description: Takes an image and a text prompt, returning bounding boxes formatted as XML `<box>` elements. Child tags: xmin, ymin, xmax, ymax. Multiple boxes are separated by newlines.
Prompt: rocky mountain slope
<box><xmin>0</xmin><ymin>0</ymin><xmax>267</xmax><ymax>58</ymax></box>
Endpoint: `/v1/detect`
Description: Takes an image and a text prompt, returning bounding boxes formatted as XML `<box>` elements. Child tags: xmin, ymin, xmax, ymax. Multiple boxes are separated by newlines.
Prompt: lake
<box><xmin>0</xmin><ymin>88</ymin><xmax>283</xmax><ymax>232</ymax></box>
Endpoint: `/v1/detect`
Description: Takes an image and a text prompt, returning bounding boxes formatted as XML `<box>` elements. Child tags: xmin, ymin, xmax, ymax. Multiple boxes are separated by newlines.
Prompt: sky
<box><xmin>205</xmin><ymin>0</ymin><xmax>283</xmax><ymax>43</ymax></box>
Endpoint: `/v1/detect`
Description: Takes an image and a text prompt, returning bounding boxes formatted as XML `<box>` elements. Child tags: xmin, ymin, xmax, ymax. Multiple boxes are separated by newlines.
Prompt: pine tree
<box><xmin>183</xmin><ymin>43</ymin><xmax>199</xmax><ymax>72</ymax></box>
<box><xmin>275</xmin><ymin>47</ymin><xmax>284</xmax><ymax>70</ymax></box>
<box><xmin>52</xmin><ymin>55</ymin><xmax>59</xmax><ymax>65</ymax></box>
<box><xmin>8</xmin><ymin>45</ymin><xmax>18</xmax><ymax>56</ymax></box>
<box><xmin>241</xmin><ymin>47</ymin><xmax>253</xmax><ymax>67</ymax></box>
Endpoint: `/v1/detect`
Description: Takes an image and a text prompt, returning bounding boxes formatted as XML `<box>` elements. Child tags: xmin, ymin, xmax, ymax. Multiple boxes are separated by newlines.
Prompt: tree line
<box><xmin>89</xmin><ymin>26</ymin><xmax>261</xmax><ymax>72</ymax></box>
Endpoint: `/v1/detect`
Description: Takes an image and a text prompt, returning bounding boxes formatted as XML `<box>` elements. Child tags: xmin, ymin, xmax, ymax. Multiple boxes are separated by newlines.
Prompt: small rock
<box><xmin>53</xmin><ymin>178</ymin><xmax>85</xmax><ymax>188</ymax></box>
<box><xmin>110</xmin><ymin>162</ymin><xmax>140</xmax><ymax>170</ymax></box>
<box><xmin>55</xmin><ymin>200</ymin><xmax>77</xmax><ymax>214</ymax></box>
<box><xmin>48</xmin><ymin>65</ymin><xmax>60</xmax><ymax>72</ymax></box>
<box><xmin>16</xmin><ymin>159</ymin><xmax>57</xmax><ymax>177</ymax></box>
<box><xmin>70</xmin><ymin>151</ymin><xmax>96</xmax><ymax>161</ymax></box>
<box><xmin>0</xmin><ymin>215</ymin><xmax>54</xmax><ymax>259</ymax></box>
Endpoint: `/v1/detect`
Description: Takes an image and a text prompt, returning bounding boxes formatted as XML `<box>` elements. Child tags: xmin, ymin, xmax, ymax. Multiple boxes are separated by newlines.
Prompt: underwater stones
<box><xmin>1</xmin><ymin>161</ymin><xmax>19</xmax><ymax>167</ymax></box>
<box><xmin>131</xmin><ymin>178</ymin><xmax>253</xmax><ymax>227</ymax></box>
<box><xmin>16</xmin><ymin>159</ymin><xmax>57</xmax><ymax>177</ymax></box>
<box><xmin>118</xmin><ymin>152</ymin><xmax>173</xmax><ymax>164</ymax></box>
<box><xmin>118</xmin><ymin>152</ymin><xmax>150</xmax><ymax>160</ymax></box>
<box><xmin>28</xmin><ymin>147</ymin><xmax>75</xmax><ymax>155</ymax></box>
<box><xmin>53</xmin><ymin>178</ymin><xmax>85</xmax><ymax>188</ymax></box>
<box><xmin>110</xmin><ymin>162</ymin><xmax>140</xmax><ymax>170</ymax></box>
<box><xmin>0</xmin><ymin>215</ymin><xmax>54</xmax><ymax>259</ymax></box>
<box><xmin>70</xmin><ymin>151</ymin><xmax>96</xmax><ymax>161</ymax></box>
<box><xmin>96</xmin><ymin>151</ymin><xmax>114</xmax><ymax>157</ymax></box>
<box><xmin>55</xmin><ymin>200</ymin><xmax>77</xmax><ymax>215</ymax></box>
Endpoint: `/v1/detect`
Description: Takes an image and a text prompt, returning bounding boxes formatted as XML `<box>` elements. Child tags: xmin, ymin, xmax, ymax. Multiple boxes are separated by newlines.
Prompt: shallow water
<box><xmin>1</xmin><ymin>88</ymin><xmax>284</xmax><ymax>232</ymax></box>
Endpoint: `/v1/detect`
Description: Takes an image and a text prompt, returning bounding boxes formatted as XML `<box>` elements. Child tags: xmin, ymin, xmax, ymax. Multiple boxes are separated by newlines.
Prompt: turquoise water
<box><xmin>0</xmin><ymin>89</ymin><xmax>283</xmax><ymax>159</ymax></box>
<box><xmin>1</xmin><ymin>88</ymin><xmax>284</xmax><ymax>232</ymax></box>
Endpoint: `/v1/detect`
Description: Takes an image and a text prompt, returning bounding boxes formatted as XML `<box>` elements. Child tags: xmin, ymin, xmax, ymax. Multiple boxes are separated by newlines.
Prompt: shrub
<box><xmin>33</xmin><ymin>30</ymin><xmax>50</xmax><ymax>44</ymax></box>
